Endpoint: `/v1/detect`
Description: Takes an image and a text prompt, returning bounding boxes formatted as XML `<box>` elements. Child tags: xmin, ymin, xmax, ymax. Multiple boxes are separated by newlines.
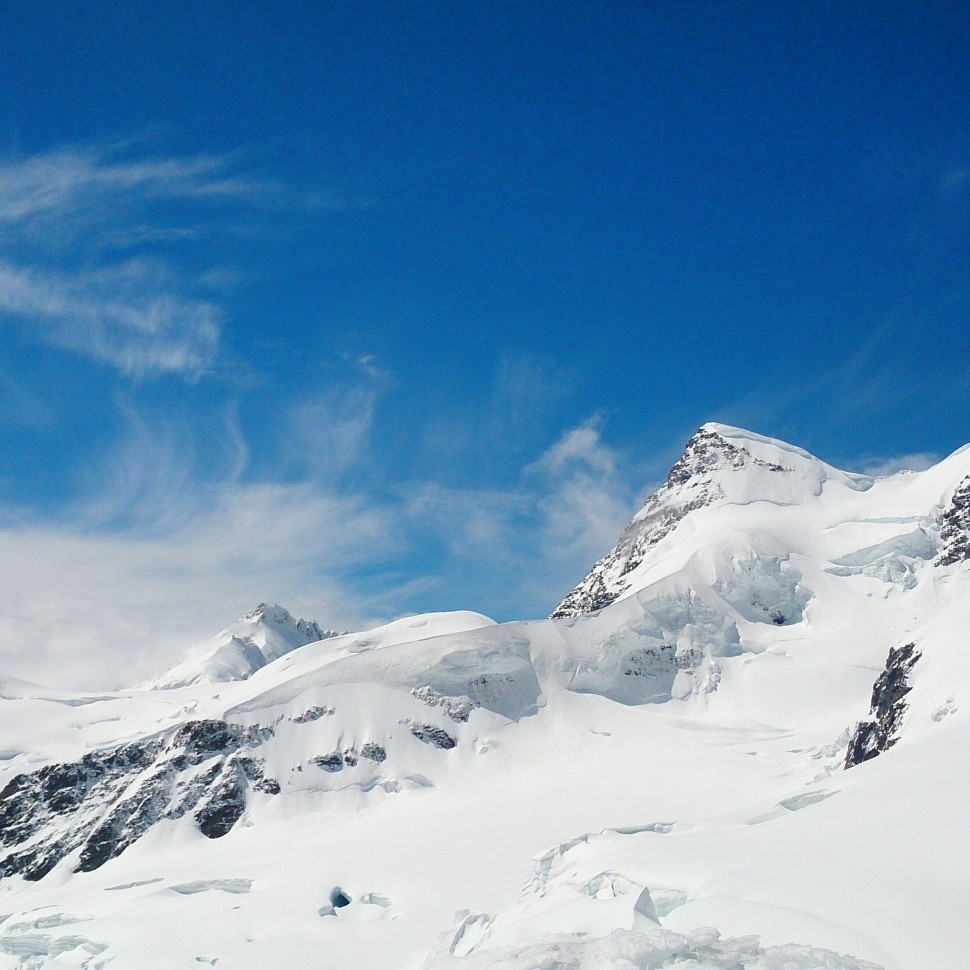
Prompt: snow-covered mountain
<box><xmin>151</xmin><ymin>602</ymin><xmax>343</xmax><ymax>689</ymax></box>
<box><xmin>0</xmin><ymin>423</ymin><xmax>968</xmax><ymax>969</ymax></box>
<box><xmin>552</xmin><ymin>423</ymin><xmax>874</xmax><ymax>618</ymax></box>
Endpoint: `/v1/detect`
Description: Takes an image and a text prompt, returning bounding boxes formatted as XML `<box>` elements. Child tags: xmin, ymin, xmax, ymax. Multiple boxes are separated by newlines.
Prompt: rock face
<box><xmin>551</xmin><ymin>426</ymin><xmax>786</xmax><ymax>618</ymax></box>
<box><xmin>844</xmin><ymin>643</ymin><xmax>921</xmax><ymax>768</ymax></box>
<box><xmin>936</xmin><ymin>476</ymin><xmax>970</xmax><ymax>566</ymax></box>
<box><xmin>0</xmin><ymin>719</ymin><xmax>278</xmax><ymax>880</ymax></box>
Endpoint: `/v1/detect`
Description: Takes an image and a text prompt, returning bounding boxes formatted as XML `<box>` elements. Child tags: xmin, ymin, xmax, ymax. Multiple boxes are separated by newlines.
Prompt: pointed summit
<box><xmin>241</xmin><ymin>602</ymin><xmax>332</xmax><ymax>652</ymax></box>
<box><xmin>551</xmin><ymin>424</ymin><xmax>870</xmax><ymax>618</ymax></box>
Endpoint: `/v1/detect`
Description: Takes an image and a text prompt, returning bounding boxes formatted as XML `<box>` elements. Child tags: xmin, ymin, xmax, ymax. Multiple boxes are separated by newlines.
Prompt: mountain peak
<box><xmin>151</xmin><ymin>603</ymin><xmax>343</xmax><ymax>689</ymax></box>
<box><xmin>236</xmin><ymin>602</ymin><xmax>331</xmax><ymax>645</ymax></box>
<box><xmin>552</xmin><ymin>424</ymin><xmax>870</xmax><ymax>618</ymax></box>
<box><xmin>664</xmin><ymin>424</ymin><xmax>781</xmax><ymax>488</ymax></box>
<box><xmin>243</xmin><ymin>602</ymin><xmax>291</xmax><ymax>623</ymax></box>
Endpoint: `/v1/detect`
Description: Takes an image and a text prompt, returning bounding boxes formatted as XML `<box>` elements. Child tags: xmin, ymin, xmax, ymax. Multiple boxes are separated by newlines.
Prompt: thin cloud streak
<box><xmin>0</xmin><ymin>144</ymin><xmax>267</xmax><ymax>232</ymax></box>
<box><xmin>0</xmin><ymin>259</ymin><xmax>221</xmax><ymax>376</ymax></box>
<box><xmin>0</xmin><ymin>140</ymin><xmax>286</xmax><ymax>377</ymax></box>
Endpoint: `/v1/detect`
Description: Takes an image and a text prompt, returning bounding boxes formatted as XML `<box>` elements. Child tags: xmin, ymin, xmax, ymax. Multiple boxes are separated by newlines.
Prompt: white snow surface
<box><xmin>1</xmin><ymin>425</ymin><xmax>969</xmax><ymax>968</ymax></box>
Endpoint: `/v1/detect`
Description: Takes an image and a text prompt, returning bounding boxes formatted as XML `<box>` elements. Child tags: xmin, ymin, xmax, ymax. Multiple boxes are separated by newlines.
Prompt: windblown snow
<box><xmin>0</xmin><ymin>423</ymin><xmax>968</xmax><ymax>969</ymax></box>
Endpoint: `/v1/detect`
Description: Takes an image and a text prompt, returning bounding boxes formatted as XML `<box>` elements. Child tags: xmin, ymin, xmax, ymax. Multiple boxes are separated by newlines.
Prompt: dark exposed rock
<box><xmin>172</xmin><ymin>719</ymin><xmax>240</xmax><ymax>757</ymax></box>
<box><xmin>310</xmin><ymin>752</ymin><xmax>347</xmax><ymax>772</ymax></box>
<box><xmin>291</xmin><ymin>705</ymin><xmax>335</xmax><ymax>723</ymax></box>
<box><xmin>240</xmin><ymin>723</ymin><xmax>276</xmax><ymax>745</ymax></box>
<box><xmin>409</xmin><ymin>724</ymin><xmax>457</xmax><ymax>750</ymax></box>
<box><xmin>310</xmin><ymin>747</ymin><xmax>369</xmax><ymax>772</ymax></box>
<box><xmin>552</xmin><ymin>427</ymin><xmax>786</xmax><ymax>618</ymax></box>
<box><xmin>0</xmin><ymin>844</ymin><xmax>62</xmax><ymax>882</ymax></box>
<box><xmin>845</xmin><ymin>643</ymin><xmax>921</xmax><ymax>768</ymax></box>
<box><xmin>936</xmin><ymin>477</ymin><xmax>970</xmax><ymax>566</ymax></box>
<box><xmin>195</xmin><ymin>759</ymin><xmax>249</xmax><ymax>838</ymax></box>
<box><xmin>0</xmin><ymin>718</ymin><xmax>278</xmax><ymax>881</ymax></box>
<box><xmin>360</xmin><ymin>743</ymin><xmax>387</xmax><ymax>763</ymax></box>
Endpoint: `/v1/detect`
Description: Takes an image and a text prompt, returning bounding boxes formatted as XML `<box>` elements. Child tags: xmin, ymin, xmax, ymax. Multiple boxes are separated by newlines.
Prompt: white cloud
<box><xmin>0</xmin><ymin>392</ymin><xmax>403</xmax><ymax>690</ymax></box>
<box><xmin>0</xmin><ymin>398</ymin><xmax>644</xmax><ymax>690</ymax></box>
<box><xmin>0</xmin><ymin>482</ymin><xmax>396</xmax><ymax>691</ymax></box>
<box><xmin>529</xmin><ymin>417</ymin><xmax>616</xmax><ymax>478</ymax></box>
<box><xmin>528</xmin><ymin>418</ymin><xmax>634</xmax><ymax>581</ymax></box>
<box><xmin>861</xmin><ymin>452</ymin><xmax>941</xmax><ymax>476</ymax></box>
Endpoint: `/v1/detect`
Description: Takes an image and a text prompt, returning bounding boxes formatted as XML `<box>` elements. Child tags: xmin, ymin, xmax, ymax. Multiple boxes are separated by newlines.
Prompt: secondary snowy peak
<box><xmin>552</xmin><ymin>423</ymin><xmax>870</xmax><ymax>618</ymax></box>
<box><xmin>238</xmin><ymin>602</ymin><xmax>333</xmax><ymax>651</ymax></box>
<box><xmin>152</xmin><ymin>603</ymin><xmax>343</xmax><ymax>689</ymax></box>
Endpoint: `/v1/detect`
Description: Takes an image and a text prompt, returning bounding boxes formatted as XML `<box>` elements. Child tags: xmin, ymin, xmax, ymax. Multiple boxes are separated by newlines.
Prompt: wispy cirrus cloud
<box><xmin>0</xmin><ymin>258</ymin><xmax>221</xmax><ymax>376</ymax></box>
<box><xmin>0</xmin><ymin>345</ymin><xmax>645</xmax><ymax>690</ymax></box>
<box><xmin>281</xmin><ymin>360</ymin><xmax>387</xmax><ymax>484</ymax></box>
<box><xmin>402</xmin><ymin>415</ymin><xmax>637</xmax><ymax>617</ymax></box>
<box><xmin>0</xmin><ymin>140</ymin><xmax>282</xmax><ymax>378</ymax></box>
<box><xmin>0</xmin><ymin>484</ymin><xmax>396</xmax><ymax>691</ymax></box>
<box><xmin>0</xmin><ymin>143</ymin><xmax>267</xmax><ymax>237</ymax></box>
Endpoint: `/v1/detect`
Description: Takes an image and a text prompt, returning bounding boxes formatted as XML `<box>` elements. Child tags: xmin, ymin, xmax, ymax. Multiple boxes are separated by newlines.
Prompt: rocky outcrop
<box><xmin>408</xmin><ymin>724</ymin><xmax>457</xmax><ymax>749</ymax></box>
<box><xmin>310</xmin><ymin>744</ymin><xmax>387</xmax><ymax>772</ymax></box>
<box><xmin>0</xmin><ymin>719</ymin><xmax>278</xmax><ymax>881</ymax></box>
<box><xmin>411</xmin><ymin>686</ymin><xmax>479</xmax><ymax>722</ymax></box>
<box><xmin>291</xmin><ymin>705</ymin><xmax>336</xmax><ymax>723</ymax></box>
<box><xmin>552</xmin><ymin>427</ymin><xmax>785</xmax><ymax>618</ymax></box>
<box><xmin>936</xmin><ymin>476</ymin><xmax>970</xmax><ymax>566</ymax></box>
<box><xmin>844</xmin><ymin>643</ymin><xmax>921</xmax><ymax>768</ymax></box>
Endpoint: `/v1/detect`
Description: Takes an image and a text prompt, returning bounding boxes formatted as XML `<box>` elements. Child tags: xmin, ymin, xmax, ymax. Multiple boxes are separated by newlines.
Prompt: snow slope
<box><xmin>0</xmin><ymin>424</ymin><xmax>968</xmax><ymax>969</ymax></box>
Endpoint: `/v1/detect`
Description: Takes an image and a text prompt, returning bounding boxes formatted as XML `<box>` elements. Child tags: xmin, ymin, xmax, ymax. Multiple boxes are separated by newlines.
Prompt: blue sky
<box><xmin>0</xmin><ymin>2</ymin><xmax>967</xmax><ymax>686</ymax></box>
